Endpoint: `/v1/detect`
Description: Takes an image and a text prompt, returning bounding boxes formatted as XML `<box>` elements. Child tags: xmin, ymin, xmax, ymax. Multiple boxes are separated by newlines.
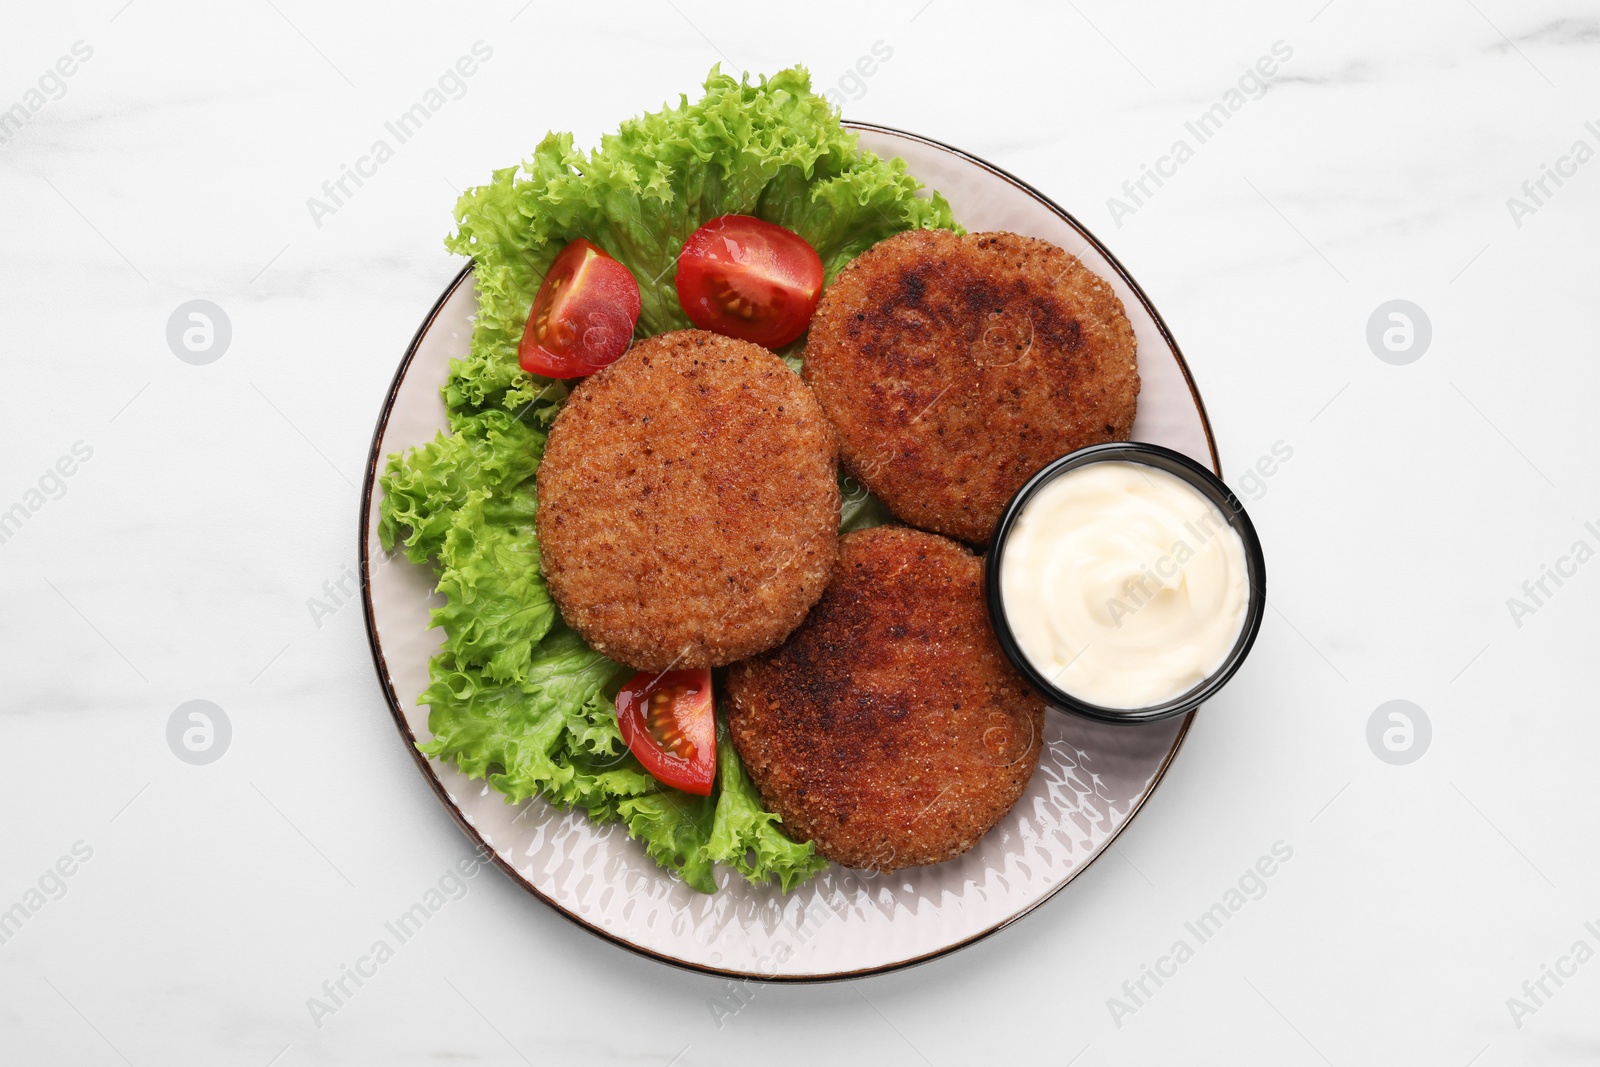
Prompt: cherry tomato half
<box><xmin>675</xmin><ymin>215</ymin><xmax>824</xmax><ymax>348</ymax></box>
<box><xmin>615</xmin><ymin>668</ymin><xmax>716</xmax><ymax>796</ymax></box>
<box><xmin>518</xmin><ymin>238</ymin><xmax>641</xmax><ymax>378</ymax></box>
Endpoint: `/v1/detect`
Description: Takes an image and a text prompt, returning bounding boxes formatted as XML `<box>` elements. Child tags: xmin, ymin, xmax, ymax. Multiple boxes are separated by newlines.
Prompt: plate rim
<box><xmin>358</xmin><ymin>122</ymin><xmax>1216</xmax><ymax>982</ymax></box>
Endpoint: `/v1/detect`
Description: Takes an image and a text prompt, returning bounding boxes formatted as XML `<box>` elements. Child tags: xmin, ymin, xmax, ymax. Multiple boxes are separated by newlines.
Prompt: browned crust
<box><xmin>725</xmin><ymin>526</ymin><xmax>1045</xmax><ymax>870</ymax></box>
<box><xmin>536</xmin><ymin>330</ymin><xmax>840</xmax><ymax>671</ymax></box>
<box><xmin>802</xmin><ymin>229</ymin><xmax>1139</xmax><ymax>544</ymax></box>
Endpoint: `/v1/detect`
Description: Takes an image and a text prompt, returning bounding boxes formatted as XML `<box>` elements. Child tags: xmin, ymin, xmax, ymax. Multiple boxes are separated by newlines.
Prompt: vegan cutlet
<box><xmin>537</xmin><ymin>330</ymin><xmax>840</xmax><ymax>671</ymax></box>
<box><xmin>802</xmin><ymin>229</ymin><xmax>1139</xmax><ymax>544</ymax></box>
<box><xmin>725</xmin><ymin>525</ymin><xmax>1045</xmax><ymax>871</ymax></box>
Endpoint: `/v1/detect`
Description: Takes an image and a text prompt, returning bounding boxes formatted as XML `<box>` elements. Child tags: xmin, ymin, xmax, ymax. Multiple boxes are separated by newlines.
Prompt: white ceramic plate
<box><xmin>360</xmin><ymin>124</ymin><xmax>1219</xmax><ymax>980</ymax></box>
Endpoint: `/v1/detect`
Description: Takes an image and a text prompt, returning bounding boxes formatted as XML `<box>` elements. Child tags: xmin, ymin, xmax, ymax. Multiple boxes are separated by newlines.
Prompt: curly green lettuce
<box><xmin>442</xmin><ymin>63</ymin><xmax>956</xmax><ymax>415</ymax></box>
<box><xmin>708</xmin><ymin>723</ymin><xmax>829</xmax><ymax>891</ymax></box>
<box><xmin>379</xmin><ymin>65</ymin><xmax>956</xmax><ymax>894</ymax></box>
<box><xmin>377</xmin><ymin>405</ymin><xmax>552</xmax><ymax>564</ymax></box>
<box><xmin>431</xmin><ymin>490</ymin><xmax>555</xmax><ymax>684</ymax></box>
<box><xmin>417</xmin><ymin>625</ymin><xmax>651</xmax><ymax>817</ymax></box>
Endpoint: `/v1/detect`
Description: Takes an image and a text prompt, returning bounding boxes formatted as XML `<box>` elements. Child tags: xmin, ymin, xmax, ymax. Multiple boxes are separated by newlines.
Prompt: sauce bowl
<box><xmin>985</xmin><ymin>441</ymin><xmax>1267</xmax><ymax>724</ymax></box>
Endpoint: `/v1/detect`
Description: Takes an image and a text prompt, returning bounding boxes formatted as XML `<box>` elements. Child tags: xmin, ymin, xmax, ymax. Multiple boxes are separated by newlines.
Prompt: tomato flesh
<box><xmin>616</xmin><ymin>669</ymin><xmax>716</xmax><ymax>796</ymax></box>
<box><xmin>675</xmin><ymin>215</ymin><xmax>824</xmax><ymax>348</ymax></box>
<box><xmin>519</xmin><ymin>238</ymin><xmax>641</xmax><ymax>378</ymax></box>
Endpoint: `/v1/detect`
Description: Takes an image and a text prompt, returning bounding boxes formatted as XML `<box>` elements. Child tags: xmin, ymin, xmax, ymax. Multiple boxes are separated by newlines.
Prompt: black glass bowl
<box><xmin>984</xmin><ymin>442</ymin><xmax>1267</xmax><ymax>725</ymax></box>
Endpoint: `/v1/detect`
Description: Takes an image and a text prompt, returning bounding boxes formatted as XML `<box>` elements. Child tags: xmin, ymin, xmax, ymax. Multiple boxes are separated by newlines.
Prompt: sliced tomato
<box><xmin>675</xmin><ymin>214</ymin><xmax>824</xmax><ymax>348</ymax></box>
<box><xmin>615</xmin><ymin>668</ymin><xmax>716</xmax><ymax>796</ymax></box>
<box><xmin>518</xmin><ymin>238</ymin><xmax>641</xmax><ymax>378</ymax></box>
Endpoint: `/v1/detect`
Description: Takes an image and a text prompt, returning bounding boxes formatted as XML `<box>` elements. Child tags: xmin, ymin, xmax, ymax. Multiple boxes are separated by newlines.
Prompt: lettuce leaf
<box><xmin>618</xmin><ymin>791</ymin><xmax>718</xmax><ymax>894</ymax></box>
<box><xmin>377</xmin><ymin>406</ymin><xmax>548</xmax><ymax>563</ymax></box>
<box><xmin>431</xmin><ymin>490</ymin><xmax>556</xmax><ymax>684</ymax></box>
<box><xmin>443</xmin><ymin>65</ymin><xmax>956</xmax><ymax>414</ymax></box>
<box><xmin>708</xmin><ymin>724</ymin><xmax>828</xmax><ymax>891</ymax></box>
<box><xmin>838</xmin><ymin>470</ymin><xmax>894</xmax><ymax>535</ymax></box>
<box><xmin>613</xmin><ymin>721</ymin><xmax>828</xmax><ymax>894</ymax></box>
<box><xmin>418</xmin><ymin>629</ymin><xmax>821</xmax><ymax>895</ymax></box>
<box><xmin>418</xmin><ymin>625</ymin><xmax>652</xmax><ymax>819</ymax></box>
<box><xmin>381</xmin><ymin>64</ymin><xmax>953</xmax><ymax>894</ymax></box>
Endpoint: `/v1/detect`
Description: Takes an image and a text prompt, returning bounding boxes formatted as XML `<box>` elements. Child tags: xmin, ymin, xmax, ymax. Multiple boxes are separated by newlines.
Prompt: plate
<box><xmin>360</xmin><ymin>124</ymin><xmax>1219</xmax><ymax>980</ymax></box>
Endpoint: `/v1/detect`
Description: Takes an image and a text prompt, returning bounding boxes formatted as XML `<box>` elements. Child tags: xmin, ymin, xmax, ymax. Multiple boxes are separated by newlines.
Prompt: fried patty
<box><xmin>725</xmin><ymin>526</ymin><xmax>1045</xmax><ymax>871</ymax></box>
<box><xmin>536</xmin><ymin>330</ymin><xmax>839</xmax><ymax>672</ymax></box>
<box><xmin>802</xmin><ymin>229</ymin><xmax>1140</xmax><ymax>544</ymax></box>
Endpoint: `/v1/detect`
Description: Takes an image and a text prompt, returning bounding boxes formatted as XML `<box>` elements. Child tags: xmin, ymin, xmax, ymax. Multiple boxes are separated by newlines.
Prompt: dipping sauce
<box><xmin>998</xmin><ymin>460</ymin><xmax>1249</xmax><ymax>709</ymax></box>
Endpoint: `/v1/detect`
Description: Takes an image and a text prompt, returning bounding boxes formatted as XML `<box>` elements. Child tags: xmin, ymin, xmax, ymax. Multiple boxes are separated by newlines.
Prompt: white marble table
<box><xmin>3</xmin><ymin>1</ymin><xmax>1597</xmax><ymax>1063</ymax></box>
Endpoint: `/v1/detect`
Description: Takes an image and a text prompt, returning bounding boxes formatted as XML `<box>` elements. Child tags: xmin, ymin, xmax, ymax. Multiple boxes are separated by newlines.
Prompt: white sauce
<box><xmin>999</xmin><ymin>461</ymin><xmax>1249</xmax><ymax>709</ymax></box>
